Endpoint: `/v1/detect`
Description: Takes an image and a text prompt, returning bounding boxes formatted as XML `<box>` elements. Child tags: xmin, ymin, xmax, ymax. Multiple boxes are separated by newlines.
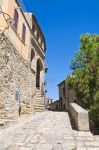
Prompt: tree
<box><xmin>66</xmin><ymin>33</ymin><xmax>99</xmax><ymax>124</ymax></box>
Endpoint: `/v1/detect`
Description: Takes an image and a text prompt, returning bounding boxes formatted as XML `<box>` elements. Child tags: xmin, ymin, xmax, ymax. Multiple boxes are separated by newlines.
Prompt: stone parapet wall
<box><xmin>0</xmin><ymin>33</ymin><xmax>35</xmax><ymax>119</ymax></box>
<box><xmin>70</xmin><ymin>103</ymin><xmax>89</xmax><ymax>131</ymax></box>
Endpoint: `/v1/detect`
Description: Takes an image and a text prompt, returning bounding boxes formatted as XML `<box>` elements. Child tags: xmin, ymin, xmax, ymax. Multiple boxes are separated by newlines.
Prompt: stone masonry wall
<box><xmin>65</xmin><ymin>84</ymin><xmax>77</xmax><ymax>111</ymax></box>
<box><xmin>0</xmin><ymin>33</ymin><xmax>35</xmax><ymax>119</ymax></box>
<box><xmin>70</xmin><ymin>103</ymin><xmax>89</xmax><ymax>131</ymax></box>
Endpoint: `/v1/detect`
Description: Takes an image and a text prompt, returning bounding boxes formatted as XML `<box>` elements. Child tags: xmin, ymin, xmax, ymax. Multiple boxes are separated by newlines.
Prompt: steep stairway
<box><xmin>33</xmin><ymin>89</ymin><xmax>45</xmax><ymax>112</ymax></box>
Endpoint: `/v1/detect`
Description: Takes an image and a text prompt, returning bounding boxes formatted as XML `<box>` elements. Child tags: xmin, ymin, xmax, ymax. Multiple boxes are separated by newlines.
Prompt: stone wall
<box><xmin>0</xmin><ymin>33</ymin><xmax>36</xmax><ymax>119</ymax></box>
<box><xmin>70</xmin><ymin>103</ymin><xmax>89</xmax><ymax>131</ymax></box>
<box><xmin>58</xmin><ymin>81</ymin><xmax>66</xmax><ymax>111</ymax></box>
<box><xmin>49</xmin><ymin>100</ymin><xmax>60</xmax><ymax>111</ymax></box>
<box><xmin>58</xmin><ymin>80</ymin><xmax>77</xmax><ymax>111</ymax></box>
<box><xmin>65</xmin><ymin>84</ymin><xmax>77</xmax><ymax>111</ymax></box>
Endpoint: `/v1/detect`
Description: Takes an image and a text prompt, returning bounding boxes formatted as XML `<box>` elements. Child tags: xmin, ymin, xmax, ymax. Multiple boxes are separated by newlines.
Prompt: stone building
<box><xmin>45</xmin><ymin>97</ymin><xmax>53</xmax><ymax>109</ymax></box>
<box><xmin>0</xmin><ymin>0</ymin><xmax>47</xmax><ymax>119</ymax></box>
<box><xmin>49</xmin><ymin>100</ymin><xmax>60</xmax><ymax>111</ymax></box>
<box><xmin>49</xmin><ymin>80</ymin><xmax>77</xmax><ymax>111</ymax></box>
<box><xmin>58</xmin><ymin>80</ymin><xmax>77</xmax><ymax>111</ymax></box>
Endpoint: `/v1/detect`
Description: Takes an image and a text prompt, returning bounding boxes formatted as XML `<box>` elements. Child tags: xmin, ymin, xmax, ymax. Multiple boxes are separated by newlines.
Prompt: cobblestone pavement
<box><xmin>0</xmin><ymin>111</ymin><xmax>99</xmax><ymax>150</ymax></box>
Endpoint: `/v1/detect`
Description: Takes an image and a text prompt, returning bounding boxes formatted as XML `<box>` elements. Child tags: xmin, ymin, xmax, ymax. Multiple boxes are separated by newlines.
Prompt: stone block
<box><xmin>70</xmin><ymin>103</ymin><xmax>89</xmax><ymax>131</ymax></box>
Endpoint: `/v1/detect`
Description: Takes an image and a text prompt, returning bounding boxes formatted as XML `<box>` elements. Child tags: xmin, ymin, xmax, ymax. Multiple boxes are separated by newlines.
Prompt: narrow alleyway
<box><xmin>0</xmin><ymin>111</ymin><xmax>99</xmax><ymax>150</ymax></box>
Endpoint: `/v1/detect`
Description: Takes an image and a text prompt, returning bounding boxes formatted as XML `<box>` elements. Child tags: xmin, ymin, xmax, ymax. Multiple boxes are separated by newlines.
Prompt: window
<box><xmin>30</xmin><ymin>49</ymin><xmax>35</xmax><ymax>69</ymax></box>
<box><xmin>13</xmin><ymin>9</ymin><xmax>19</xmax><ymax>31</ymax></box>
<box><xmin>40</xmin><ymin>39</ymin><xmax>42</xmax><ymax>46</ymax></box>
<box><xmin>56</xmin><ymin>105</ymin><xmax>58</xmax><ymax>110</ymax></box>
<box><xmin>22</xmin><ymin>23</ymin><xmax>26</xmax><ymax>43</ymax></box>
<box><xmin>31</xmin><ymin>49</ymin><xmax>35</xmax><ymax>62</ymax></box>
<box><xmin>32</xmin><ymin>25</ymin><xmax>35</xmax><ymax>33</ymax></box>
<box><xmin>37</xmin><ymin>31</ymin><xmax>39</xmax><ymax>40</ymax></box>
<box><xmin>64</xmin><ymin>104</ymin><xmax>65</xmax><ymax>110</ymax></box>
<box><xmin>60</xmin><ymin>97</ymin><xmax>62</xmax><ymax>107</ymax></box>
<box><xmin>63</xmin><ymin>87</ymin><xmax>65</xmax><ymax>95</ymax></box>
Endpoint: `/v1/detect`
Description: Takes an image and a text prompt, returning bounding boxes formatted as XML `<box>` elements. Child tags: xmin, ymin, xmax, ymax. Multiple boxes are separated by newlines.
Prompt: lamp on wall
<box><xmin>6</xmin><ymin>18</ymin><xmax>15</xmax><ymax>26</ymax></box>
<box><xmin>45</xmin><ymin>62</ymin><xmax>48</xmax><ymax>73</ymax></box>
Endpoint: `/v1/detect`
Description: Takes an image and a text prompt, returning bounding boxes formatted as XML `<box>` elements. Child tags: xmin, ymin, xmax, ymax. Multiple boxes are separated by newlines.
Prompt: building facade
<box><xmin>0</xmin><ymin>0</ymin><xmax>46</xmax><ymax>119</ymax></box>
<box><xmin>58</xmin><ymin>80</ymin><xmax>77</xmax><ymax>111</ymax></box>
<box><xmin>49</xmin><ymin>80</ymin><xmax>77</xmax><ymax>111</ymax></box>
<box><xmin>49</xmin><ymin>100</ymin><xmax>60</xmax><ymax>111</ymax></box>
<box><xmin>45</xmin><ymin>97</ymin><xmax>53</xmax><ymax>109</ymax></box>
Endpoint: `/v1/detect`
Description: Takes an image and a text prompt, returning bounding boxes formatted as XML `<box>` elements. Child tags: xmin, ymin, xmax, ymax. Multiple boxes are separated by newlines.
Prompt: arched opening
<box><xmin>36</xmin><ymin>59</ymin><xmax>43</xmax><ymax>89</ymax></box>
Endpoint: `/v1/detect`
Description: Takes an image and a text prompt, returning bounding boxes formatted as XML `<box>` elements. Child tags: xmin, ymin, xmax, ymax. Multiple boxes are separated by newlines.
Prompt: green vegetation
<box><xmin>66</xmin><ymin>33</ymin><xmax>99</xmax><ymax>126</ymax></box>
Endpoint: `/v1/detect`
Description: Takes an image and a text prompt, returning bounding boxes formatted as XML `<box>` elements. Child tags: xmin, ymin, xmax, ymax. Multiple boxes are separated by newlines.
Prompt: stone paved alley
<box><xmin>0</xmin><ymin>111</ymin><xmax>99</xmax><ymax>150</ymax></box>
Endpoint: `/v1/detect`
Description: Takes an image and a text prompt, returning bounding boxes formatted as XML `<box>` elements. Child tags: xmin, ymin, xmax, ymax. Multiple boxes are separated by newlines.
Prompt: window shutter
<box><xmin>22</xmin><ymin>23</ymin><xmax>26</xmax><ymax>43</ymax></box>
<box><xmin>14</xmin><ymin>9</ymin><xmax>18</xmax><ymax>31</ymax></box>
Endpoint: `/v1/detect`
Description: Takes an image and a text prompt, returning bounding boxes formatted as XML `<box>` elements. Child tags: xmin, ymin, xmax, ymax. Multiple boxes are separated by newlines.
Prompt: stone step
<box><xmin>34</xmin><ymin>101</ymin><xmax>44</xmax><ymax>104</ymax></box>
<box><xmin>35</xmin><ymin>94</ymin><xmax>43</xmax><ymax>96</ymax></box>
<box><xmin>34</xmin><ymin>105</ymin><xmax>45</xmax><ymax>108</ymax></box>
<box><xmin>34</xmin><ymin>90</ymin><xmax>45</xmax><ymax>112</ymax></box>
<box><xmin>34</xmin><ymin>108</ymin><xmax>45</xmax><ymax>111</ymax></box>
<box><xmin>36</xmin><ymin>94</ymin><xmax>44</xmax><ymax>97</ymax></box>
<box><xmin>35</xmin><ymin>98</ymin><xmax>44</xmax><ymax>100</ymax></box>
<box><xmin>35</xmin><ymin>109</ymin><xmax>45</xmax><ymax>112</ymax></box>
<box><xmin>35</xmin><ymin>103</ymin><xmax>44</xmax><ymax>106</ymax></box>
<box><xmin>34</xmin><ymin>105</ymin><xmax>44</xmax><ymax>108</ymax></box>
<box><xmin>34</xmin><ymin>99</ymin><xmax>44</xmax><ymax>102</ymax></box>
<box><xmin>35</xmin><ymin>98</ymin><xmax>44</xmax><ymax>101</ymax></box>
<box><xmin>35</xmin><ymin>99</ymin><xmax>44</xmax><ymax>102</ymax></box>
<box><xmin>35</xmin><ymin>94</ymin><xmax>44</xmax><ymax>98</ymax></box>
<box><xmin>35</xmin><ymin>91</ymin><xmax>43</xmax><ymax>94</ymax></box>
<box><xmin>35</xmin><ymin>107</ymin><xmax>45</xmax><ymax>109</ymax></box>
<box><xmin>35</xmin><ymin>108</ymin><xmax>45</xmax><ymax>110</ymax></box>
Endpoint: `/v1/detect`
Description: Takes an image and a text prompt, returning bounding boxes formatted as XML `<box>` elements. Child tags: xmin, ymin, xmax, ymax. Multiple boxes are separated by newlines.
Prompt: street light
<box><xmin>6</xmin><ymin>18</ymin><xmax>15</xmax><ymax>26</ymax></box>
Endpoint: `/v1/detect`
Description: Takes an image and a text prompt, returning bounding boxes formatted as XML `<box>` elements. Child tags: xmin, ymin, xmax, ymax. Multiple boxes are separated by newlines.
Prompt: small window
<box><xmin>22</xmin><ymin>23</ymin><xmax>26</xmax><ymax>43</ymax></box>
<box><xmin>13</xmin><ymin>9</ymin><xmax>19</xmax><ymax>31</ymax></box>
<box><xmin>56</xmin><ymin>105</ymin><xmax>58</xmax><ymax>110</ymax></box>
<box><xmin>32</xmin><ymin>25</ymin><xmax>35</xmax><ymax>33</ymax></box>
<box><xmin>64</xmin><ymin>104</ymin><xmax>65</xmax><ymax>110</ymax></box>
<box><xmin>31</xmin><ymin>49</ymin><xmax>35</xmax><ymax>63</ymax></box>
<box><xmin>37</xmin><ymin>31</ymin><xmax>39</xmax><ymax>40</ymax></box>
<box><xmin>31</xmin><ymin>49</ymin><xmax>35</xmax><ymax>69</ymax></box>
<box><xmin>61</xmin><ymin>97</ymin><xmax>62</xmax><ymax>107</ymax></box>
<box><xmin>63</xmin><ymin>87</ymin><xmax>65</xmax><ymax>95</ymax></box>
<box><xmin>40</xmin><ymin>39</ymin><xmax>42</xmax><ymax>46</ymax></box>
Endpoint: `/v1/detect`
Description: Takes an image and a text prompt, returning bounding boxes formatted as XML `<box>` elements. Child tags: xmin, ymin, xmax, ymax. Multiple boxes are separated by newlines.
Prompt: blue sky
<box><xmin>23</xmin><ymin>0</ymin><xmax>99</xmax><ymax>100</ymax></box>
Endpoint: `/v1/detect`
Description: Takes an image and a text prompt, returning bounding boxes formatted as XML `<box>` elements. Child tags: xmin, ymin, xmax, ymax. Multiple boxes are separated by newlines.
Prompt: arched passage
<box><xmin>36</xmin><ymin>59</ymin><xmax>43</xmax><ymax>89</ymax></box>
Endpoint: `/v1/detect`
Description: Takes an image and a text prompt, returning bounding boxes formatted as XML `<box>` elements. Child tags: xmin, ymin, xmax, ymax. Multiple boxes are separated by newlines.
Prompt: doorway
<box><xmin>36</xmin><ymin>59</ymin><xmax>43</xmax><ymax>89</ymax></box>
